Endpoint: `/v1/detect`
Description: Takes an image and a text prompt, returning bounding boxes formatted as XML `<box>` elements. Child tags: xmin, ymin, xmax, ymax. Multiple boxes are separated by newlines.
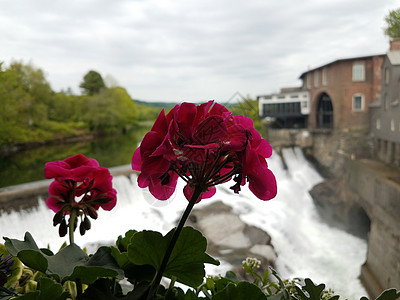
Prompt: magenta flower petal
<box><xmin>148</xmin><ymin>171</ymin><xmax>179</xmax><ymax>200</ymax></box>
<box><xmin>183</xmin><ymin>185</ymin><xmax>216</xmax><ymax>202</ymax></box>
<box><xmin>46</xmin><ymin>196</ymin><xmax>64</xmax><ymax>213</ymax></box>
<box><xmin>193</xmin><ymin>115</ymin><xmax>227</xmax><ymax>144</ymax></box>
<box><xmin>245</xmin><ymin>148</ymin><xmax>277</xmax><ymax>200</ymax></box>
<box><xmin>131</xmin><ymin>147</ymin><xmax>142</xmax><ymax>171</ymax></box>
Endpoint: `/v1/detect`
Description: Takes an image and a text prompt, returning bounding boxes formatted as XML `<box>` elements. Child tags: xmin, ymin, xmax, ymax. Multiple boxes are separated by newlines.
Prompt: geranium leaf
<box><xmin>80</xmin><ymin>278</ymin><xmax>142</xmax><ymax>300</ymax></box>
<box><xmin>4</xmin><ymin>233</ymin><xmax>122</xmax><ymax>284</ymax></box>
<box><xmin>65</xmin><ymin>247</ymin><xmax>123</xmax><ymax>284</ymax></box>
<box><xmin>374</xmin><ymin>289</ymin><xmax>400</xmax><ymax>300</ymax></box>
<box><xmin>295</xmin><ymin>278</ymin><xmax>326</xmax><ymax>300</ymax></box>
<box><xmin>10</xmin><ymin>291</ymin><xmax>40</xmax><ymax>299</ymax></box>
<box><xmin>127</xmin><ymin>227</ymin><xmax>219</xmax><ymax>288</ymax></box>
<box><xmin>45</xmin><ymin>243</ymin><xmax>88</xmax><ymax>281</ymax></box>
<box><xmin>116</xmin><ymin>230</ymin><xmax>137</xmax><ymax>252</ymax></box>
<box><xmin>4</xmin><ymin>232</ymin><xmax>40</xmax><ymax>255</ymax></box>
<box><xmin>110</xmin><ymin>246</ymin><xmax>155</xmax><ymax>283</ymax></box>
<box><xmin>213</xmin><ymin>282</ymin><xmax>267</xmax><ymax>300</ymax></box>
<box><xmin>127</xmin><ymin>230</ymin><xmax>168</xmax><ymax>270</ymax></box>
<box><xmin>36</xmin><ymin>277</ymin><xmax>69</xmax><ymax>300</ymax></box>
<box><xmin>17</xmin><ymin>250</ymin><xmax>48</xmax><ymax>274</ymax></box>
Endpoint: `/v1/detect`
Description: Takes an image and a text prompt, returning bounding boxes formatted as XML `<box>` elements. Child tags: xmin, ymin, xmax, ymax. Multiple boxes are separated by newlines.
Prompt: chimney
<box><xmin>390</xmin><ymin>38</ymin><xmax>400</xmax><ymax>51</ymax></box>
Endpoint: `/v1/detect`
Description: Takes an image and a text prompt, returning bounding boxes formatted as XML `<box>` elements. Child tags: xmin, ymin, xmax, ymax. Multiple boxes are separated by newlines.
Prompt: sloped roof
<box><xmin>299</xmin><ymin>54</ymin><xmax>385</xmax><ymax>79</ymax></box>
<box><xmin>387</xmin><ymin>51</ymin><xmax>400</xmax><ymax>65</ymax></box>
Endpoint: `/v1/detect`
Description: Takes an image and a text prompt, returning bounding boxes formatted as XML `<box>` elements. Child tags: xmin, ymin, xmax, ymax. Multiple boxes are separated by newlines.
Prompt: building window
<box><xmin>391</xmin><ymin>119</ymin><xmax>395</xmax><ymax>131</ymax></box>
<box><xmin>306</xmin><ymin>73</ymin><xmax>311</xmax><ymax>89</ymax></box>
<box><xmin>322</xmin><ymin>68</ymin><xmax>328</xmax><ymax>86</ymax></box>
<box><xmin>384</xmin><ymin>93</ymin><xmax>390</xmax><ymax>111</ymax></box>
<box><xmin>376</xmin><ymin>118</ymin><xmax>381</xmax><ymax>130</ymax></box>
<box><xmin>314</xmin><ymin>71</ymin><xmax>320</xmax><ymax>87</ymax></box>
<box><xmin>352</xmin><ymin>94</ymin><xmax>364</xmax><ymax>111</ymax></box>
<box><xmin>385</xmin><ymin>67</ymin><xmax>390</xmax><ymax>85</ymax></box>
<box><xmin>352</xmin><ymin>62</ymin><xmax>365</xmax><ymax>81</ymax></box>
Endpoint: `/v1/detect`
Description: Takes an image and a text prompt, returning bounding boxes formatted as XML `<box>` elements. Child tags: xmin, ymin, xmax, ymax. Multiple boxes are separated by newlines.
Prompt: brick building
<box><xmin>299</xmin><ymin>54</ymin><xmax>384</xmax><ymax>130</ymax></box>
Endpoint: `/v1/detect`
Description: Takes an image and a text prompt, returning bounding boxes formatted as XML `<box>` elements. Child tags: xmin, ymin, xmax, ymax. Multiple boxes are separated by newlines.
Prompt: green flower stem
<box><xmin>146</xmin><ymin>185</ymin><xmax>203</xmax><ymax>300</ymax></box>
<box><xmin>68</xmin><ymin>209</ymin><xmax>77</xmax><ymax>245</ymax></box>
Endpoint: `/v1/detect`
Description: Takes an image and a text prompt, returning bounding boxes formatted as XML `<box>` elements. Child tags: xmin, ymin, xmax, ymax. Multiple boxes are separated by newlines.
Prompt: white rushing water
<box><xmin>0</xmin><ymin>147</ymin><xmax>367</xmax><ymax>299</ymax></box>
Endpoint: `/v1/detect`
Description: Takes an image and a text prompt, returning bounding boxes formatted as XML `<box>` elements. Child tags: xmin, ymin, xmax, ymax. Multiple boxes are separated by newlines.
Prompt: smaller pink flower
<box><xmin>44</xmin><ymin>154</ymin><xmax>117</xmax><ymax>236</ymax></box>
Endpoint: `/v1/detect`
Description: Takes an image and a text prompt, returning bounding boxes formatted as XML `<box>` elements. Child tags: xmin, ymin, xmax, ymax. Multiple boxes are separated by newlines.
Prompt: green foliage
<box><xmin>0</xmin><ymin>61</ymin><xmax>153</xmax><ymax>149</ymax></box>
<box><xmin>82</xmin><ymin>87</ymin><xmax>138</xmax><ymax>132</ymax></box>
<box><xmin>228</xmin><ymin>98</ymin><xmax>263</xmax><ymax>133</ymax></box>
<box><xmin>3</xmin><ymin>233</ymin><xmax>122</xmax><ymax>285</ymax></box>
<box><xmin>127</xmin><ymin>227</ymin><xmax>219</xmax><ymax>288</ymax></box>
<box><xmin>79</xmin><ymin>70</ymin><xmax>106</xmax><ymax>96</ymax></box>
<box><xmin>1</xmin><ymin>230</ymin><xmax>400</xmax><ymax>300</ymax></box>
<box><xmin>384</xmin><ymin>8</ymin><xmax>400</xmax><ymax>39</ymax></box>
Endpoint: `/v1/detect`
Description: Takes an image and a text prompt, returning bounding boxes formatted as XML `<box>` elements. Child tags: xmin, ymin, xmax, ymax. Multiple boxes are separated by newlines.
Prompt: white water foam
<box><xmin>0</xmin><ymin>147</ymin><xmax>367</xmax><ymax>299</ymax></box>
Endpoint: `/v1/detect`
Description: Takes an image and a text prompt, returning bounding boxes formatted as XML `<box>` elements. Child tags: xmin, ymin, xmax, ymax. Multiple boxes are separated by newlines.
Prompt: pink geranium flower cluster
<box><xmin>132</xmin><ymin>101</ymin><xmax>277</xmax><ymax>202</ymax></box>
<box><xmin>44</xmin><ymin>154</ymin><xmax>117</xmax><ymax>236</ymax></box>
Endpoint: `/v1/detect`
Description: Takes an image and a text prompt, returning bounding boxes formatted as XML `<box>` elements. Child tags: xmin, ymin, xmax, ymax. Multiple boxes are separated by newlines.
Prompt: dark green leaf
<box><xmin>17</xmin><ymin>250</ymin><xmax>48</xmax><ymax>274</ymax></box>
<box><xmin>295</xmin><ymin>278</ymin><xmax>330</xmax><ymax>300</ymax></box>
<box><xmin>116</xmin><ymin>230</ymin><xmax>137</xmax><ymax>252</ymax></box>
<box><xmin>127</xmin><ymin>227</ymin><xmax>219</xmax><ymax>288</ymax></box>
<box><xmin>110</xmin><ymin>246</ymin><xmax>131</xmax><ymax>269</ymax></box>
<box><xmin>213</xmin><ymin>282</ymin><xmax>267</xmax><ymax>300</ymax></box>
<box><xmin>80</xmin><ymin>278</ymin><xmax>121</xmax><ymax>300</ymax></box>
<box><xmin>375</xmin><ymin>288</ymin><xmax>400</xmax><ymax>300</ymax></box>
<box><xmin>214</xmin><ymin>277</ymin><xmax>234</xmax><ymax>293</ymax></box>
<box><xmin>110</xmin><ymin>246</ymin><xmax>155</xmax><ymax>283</ymax></box>
<box><xmin>39</xmin><ymin>248</ymin><xmax>54</xmax><ymax>256</ymax></box>
<box><xmin>11</xmin><ymin>291</ymin><xmax>40</xmax><ymax>299</ymax></box>
<box><xmin>127</xmin><ymin>230</ymin><xmax>167</xmax><ymax>269</ymax></box>
<box><xmin>64</xmin><ymin>246</ymin><xmax>123</xmax><ymax>284</ymax></box>
<box><xmin>36</xmin><ymin>277</ymin><xmax>69</xmax><ymax>300</ymax></box>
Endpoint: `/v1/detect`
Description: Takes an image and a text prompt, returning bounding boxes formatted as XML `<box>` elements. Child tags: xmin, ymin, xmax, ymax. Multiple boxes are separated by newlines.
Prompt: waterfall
<box><xmin>0</xmin><ymin>147</ymin><xmax>367</xmax><ymax>299</ymax></box>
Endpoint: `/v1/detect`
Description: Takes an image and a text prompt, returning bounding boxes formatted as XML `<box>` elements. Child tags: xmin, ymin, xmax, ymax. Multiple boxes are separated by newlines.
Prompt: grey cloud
<box><xmin>0</xmin><ymin>0</ymin><xmax>396</xmax><ymax>101</ymax></box>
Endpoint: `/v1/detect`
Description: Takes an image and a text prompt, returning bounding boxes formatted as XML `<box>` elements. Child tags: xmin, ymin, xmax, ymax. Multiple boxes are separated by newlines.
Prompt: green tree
<box><xmin>384</xmin><ymin>8</ymin><xmax>400</xmax><ymax>39</ymax></box>
<box><xmin>79</xmin><ymin>70</ymin><xmax>106</xmax><ymax>95</ymax></box>
<box><xmin>229</xmin><ymin>97</ymin><xmax>262</xmax><ymax>132</ymax></box>
<box><xmin>83</xmin><ymin>87</ymin><xmax>137</xmax><ymax>131</ymax></box>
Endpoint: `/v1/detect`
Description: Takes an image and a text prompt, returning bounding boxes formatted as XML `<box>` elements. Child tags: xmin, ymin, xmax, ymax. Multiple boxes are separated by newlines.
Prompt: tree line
<box><xmin>0</xmin><ymin>62</ymin><xmax>161</xmax><ymax>149</ymax></box>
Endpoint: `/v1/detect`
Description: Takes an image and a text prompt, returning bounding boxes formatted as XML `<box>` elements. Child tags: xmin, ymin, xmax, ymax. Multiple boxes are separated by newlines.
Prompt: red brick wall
<box><xmin>306</xmin><ymin>56</ymin><xmax>383</xmax><ymax>130</ymax></box>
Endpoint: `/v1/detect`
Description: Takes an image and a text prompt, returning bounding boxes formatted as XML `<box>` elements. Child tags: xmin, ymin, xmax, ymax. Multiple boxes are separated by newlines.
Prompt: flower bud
<box><xmin>59</xmin><ymin>219</ymin><xmax>68</xmax><ymax>237</ymax></box>
<box><xmin>79</xmin><ymin>222</ymin><xmax>86</xmax><ymax>236</ymax></box>
<box><xmin>53</xmin><ymin>211</ymin><xmax>64</xmax><ymax>226</ymax></box>
<box><xmin>83</xmin><ymin>216</ymin><xmax>91</xmax><ymax>230</ymax></box>
<box><xmin>87</xmin><ymin>206</ymin><xmax>98</xmax><ymax>220</ymax></box>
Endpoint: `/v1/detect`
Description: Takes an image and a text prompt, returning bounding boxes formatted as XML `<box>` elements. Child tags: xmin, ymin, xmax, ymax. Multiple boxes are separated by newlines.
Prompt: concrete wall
<box><xmin>307</xmin><ymin>128</ymin><xmax>400</xmax><ymax>298</ymax></box>
<box><xmin>346</xmin><ymin>159</ymin><xmax>400</xmax><ymax>297</ymax></box>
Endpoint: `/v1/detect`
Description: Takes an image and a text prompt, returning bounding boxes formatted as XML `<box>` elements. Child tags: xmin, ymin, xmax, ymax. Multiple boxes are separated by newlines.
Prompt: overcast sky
<box><xmin>1</xmin><ymin>0</ymin><xmax>398</xmax><ymax>102</ymax></box>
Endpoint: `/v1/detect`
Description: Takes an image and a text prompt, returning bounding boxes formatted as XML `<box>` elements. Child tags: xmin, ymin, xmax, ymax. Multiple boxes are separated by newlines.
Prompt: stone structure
<box><xmin>370</xmin><ymin>39</ymin><xmax>400</xmax><ymax>167</ymax></box>
<box><xmin>257</xmin><ymin>45</ymin><xmax>399</xmax><ymax>298</ymax></box>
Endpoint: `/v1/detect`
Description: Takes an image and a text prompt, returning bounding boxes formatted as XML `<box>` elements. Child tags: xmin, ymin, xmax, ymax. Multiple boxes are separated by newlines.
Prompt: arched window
<box><xmin>316</xmin><ymin>93</ymin><xmax>333</xmax><ymax>129</ymax></box>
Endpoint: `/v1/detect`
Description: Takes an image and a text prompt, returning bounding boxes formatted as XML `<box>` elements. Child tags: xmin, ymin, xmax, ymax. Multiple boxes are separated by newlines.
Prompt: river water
<box><xmin>0</xmin><ymin>128</ymin><xmax>148</xmax><ymax>188</ymax></box>
<box><xmin>0</xmin><ymin>147</ymin><xmax>367</xmax><ymax>299</ymax></box>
